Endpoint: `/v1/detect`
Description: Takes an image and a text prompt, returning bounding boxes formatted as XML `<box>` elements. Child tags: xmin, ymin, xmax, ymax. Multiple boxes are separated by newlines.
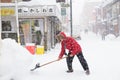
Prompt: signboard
<box><xmin>61</xmin><ymin>8</ymin><xmax>66</xmax><ymax>16</ymax></box>
<box><xmin>18</xmin><ymin>6</ymin><xmax>55</xmax><ymax>16</ymax></box>
<box><xmin>0</xmin><ymin>8</ymin><xmax>15</xmax><ymax>16</ymax></box>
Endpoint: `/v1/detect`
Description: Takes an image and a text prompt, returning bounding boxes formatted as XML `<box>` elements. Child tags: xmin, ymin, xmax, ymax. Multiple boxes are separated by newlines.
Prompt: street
<box><xmin>0</xmin><ymin>31</ymin><xmax>120</xmax><ymax>80</ymax></box>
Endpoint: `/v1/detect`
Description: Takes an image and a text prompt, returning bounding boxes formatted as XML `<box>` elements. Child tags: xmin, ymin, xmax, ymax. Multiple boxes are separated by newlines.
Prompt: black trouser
<box><xmin>66</xmin><ymin>52</ymin><xmax>89</xmax><ymax>71</ymax></box>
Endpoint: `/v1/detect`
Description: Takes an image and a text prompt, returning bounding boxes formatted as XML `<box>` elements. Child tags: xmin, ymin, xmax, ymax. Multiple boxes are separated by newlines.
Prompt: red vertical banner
<box><xmin>21</xmin><ymin>21</ymin><xmax>30</xmax><ymax>43</ymax></box>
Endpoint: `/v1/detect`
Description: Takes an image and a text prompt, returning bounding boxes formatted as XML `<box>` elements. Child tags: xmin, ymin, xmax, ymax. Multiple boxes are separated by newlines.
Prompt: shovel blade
<box><xmin>30</xmin><ymin>63</ymin><xmax>40</xmax><ymax>71</ymax></box>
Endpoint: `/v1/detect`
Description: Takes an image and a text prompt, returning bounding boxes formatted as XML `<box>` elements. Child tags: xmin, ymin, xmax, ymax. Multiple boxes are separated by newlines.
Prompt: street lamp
<box><xmin>70</xmin><ymin>0</ymin><xmax>73</xmax><ymax>37</ymax></box>
<box><xmin>15</xmin><ymin>0</ymin><xmax>20</xmax><ymax>44</ymax></box>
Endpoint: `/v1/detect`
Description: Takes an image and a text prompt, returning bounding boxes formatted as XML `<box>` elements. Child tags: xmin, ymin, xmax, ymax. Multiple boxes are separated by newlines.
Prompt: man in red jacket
<box><xmin>56</xmin><ymin>31</ymin><xmax>90</xmax><ymax>75</ymax></box>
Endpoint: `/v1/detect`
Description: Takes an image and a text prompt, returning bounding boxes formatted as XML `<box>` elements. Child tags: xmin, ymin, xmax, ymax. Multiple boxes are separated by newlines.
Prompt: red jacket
<box><xmin>58</xmin><ymin>32</ymin><xmax>82</xmax><ymax>58</ymax></box>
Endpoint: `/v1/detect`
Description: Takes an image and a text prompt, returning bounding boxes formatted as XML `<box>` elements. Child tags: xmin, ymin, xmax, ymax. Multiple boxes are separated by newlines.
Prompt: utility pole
<box><xmin>0</xmin><ymin>4</ymin><xmax>1</xmax><ymax>41</ymax></box>
<box><xmin>15</xmin><ymin>0</ymin><xmax>20</xmax><ymax>44</ymax></box>
<box><xmin>0</xmin><ymin>18</ymin><xmax>1</xmax><ymax>55</ymax></box>
<box><xmin>70</xmin><ymin>0</ymin><xmax>73</xmax><ymax>37</ymax></box>
<box><xmin>15</xmin><ymin>0</ymin><xmax>31</xmax><ymax>44</ymax></box>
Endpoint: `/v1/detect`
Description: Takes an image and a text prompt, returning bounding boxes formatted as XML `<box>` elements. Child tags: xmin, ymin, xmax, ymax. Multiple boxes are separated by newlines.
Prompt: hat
<box><xmin>59</xmin><ymin>32</ymin><xmax>66</xmax><ymax>38</ymax></box>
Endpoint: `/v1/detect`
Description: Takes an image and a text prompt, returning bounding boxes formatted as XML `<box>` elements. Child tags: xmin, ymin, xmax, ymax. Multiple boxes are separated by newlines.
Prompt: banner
<box><xmin>0</xmin><ymin>8</ymin><xmax>15</xmax><ymax>16</ymax></box>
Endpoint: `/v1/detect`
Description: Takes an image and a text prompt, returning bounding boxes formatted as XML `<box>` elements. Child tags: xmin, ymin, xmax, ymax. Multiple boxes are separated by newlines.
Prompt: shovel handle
<box><xmin>40</xmin><ymin>56</ymin><xmax>67</xmax><ymax>67</ymax></box>
<box><xmin>30</xmin><ymin>56</ymin><xmax>67</xmax><ymax>71</ymax></box>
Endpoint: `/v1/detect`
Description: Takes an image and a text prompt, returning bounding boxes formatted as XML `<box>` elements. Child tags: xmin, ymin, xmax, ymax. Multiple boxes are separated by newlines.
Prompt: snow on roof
<box><xmin>18</xmin><ymin>0</ymin><xmax>57</xmax><ymax>6</ymax></box>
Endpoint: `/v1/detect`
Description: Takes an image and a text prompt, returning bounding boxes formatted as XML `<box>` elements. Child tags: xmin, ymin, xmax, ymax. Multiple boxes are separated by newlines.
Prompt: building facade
<box><xmin>92</xmin><ymin>0</ymin><xmax>120</xmax><ymax>37</ymax></box>
<box><xmin>0</xmin><ymin>1</ymin><xmax>62</xmax><ymax>51</ymax></box>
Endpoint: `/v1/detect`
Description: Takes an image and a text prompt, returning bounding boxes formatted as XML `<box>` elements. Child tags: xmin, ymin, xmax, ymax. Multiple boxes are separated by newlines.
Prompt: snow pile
<box><xmin>115</xmin><ymin>36</ymin><xmax>120</xmax><ymax>41</ymax></box>
<box><xmin>105</xmin><ymin>34</ymin><xmax>116</xmax><ymax>41</ymax></box>
<box><xmin>0</xmin><ymin>38</ymin><xmax>34</xmax><ymax>80</ymax></box>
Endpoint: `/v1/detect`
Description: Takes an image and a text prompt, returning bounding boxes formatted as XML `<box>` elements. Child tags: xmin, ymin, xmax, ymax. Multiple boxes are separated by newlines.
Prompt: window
<box><xmin>2</xmin><ymin>21</ymin><xmax>11</xmax><ymax>31</ymax></box>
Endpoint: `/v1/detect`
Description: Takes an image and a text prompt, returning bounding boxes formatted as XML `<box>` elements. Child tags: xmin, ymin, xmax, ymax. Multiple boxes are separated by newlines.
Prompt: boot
<box><xmin>85</xmin><ymin>69</ymin><xmax>90</xmax><ymax>75</ymax></box>
<box><xmin>66</xmin><ymin>69</ymin><xmax>73</xmax><ymax>73</ymax></box>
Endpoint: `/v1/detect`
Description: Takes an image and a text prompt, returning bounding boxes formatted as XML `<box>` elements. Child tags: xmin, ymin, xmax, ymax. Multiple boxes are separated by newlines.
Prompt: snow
<box><xmin>0</xmin><ymin>32</ymin><xmax>120</xmax><ymax>80</ymax></box>
<box><xmin>18</xmin><ymin>0</ymin><xmax>57</xmax><ymax>5</ymax></box>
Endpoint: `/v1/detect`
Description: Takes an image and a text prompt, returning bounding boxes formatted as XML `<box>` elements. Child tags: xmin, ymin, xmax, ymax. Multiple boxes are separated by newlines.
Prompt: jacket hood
<box><xmin>59</xmin><ymin>32</ymin><xmax>67</xmax><ymax>38</ymax></box>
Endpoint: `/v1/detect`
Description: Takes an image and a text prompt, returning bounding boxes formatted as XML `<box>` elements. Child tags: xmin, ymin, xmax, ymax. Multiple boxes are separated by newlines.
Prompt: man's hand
<box><xmin>57</xmin><ymin>57</ymin><xmax>62</xmax><ymax>61</ymax></box>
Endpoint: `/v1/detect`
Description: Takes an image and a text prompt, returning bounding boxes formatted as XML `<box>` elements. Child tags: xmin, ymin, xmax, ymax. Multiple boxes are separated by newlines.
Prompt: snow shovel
<box><xmin>30</xmin><ymin>56</ymin><xmax>67</xmax><ymax>71</ymax></box>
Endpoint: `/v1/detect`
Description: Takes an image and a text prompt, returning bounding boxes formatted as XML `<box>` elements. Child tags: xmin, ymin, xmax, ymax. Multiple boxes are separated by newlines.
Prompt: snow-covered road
<box><xmin>0</xmin><ymin>32</ymin><xmax>120</xmax><ymax>80</ymax></box>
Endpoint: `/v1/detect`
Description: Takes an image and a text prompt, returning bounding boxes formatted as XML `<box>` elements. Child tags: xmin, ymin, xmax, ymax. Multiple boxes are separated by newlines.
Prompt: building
<box><xmin>0</xmin><ymin>0</ymin><xmax>62</xmax><ymax>51</ymax></box>
<box><xmin>18</xmin><ymin>5</ymin><xmax>62</xmax><ymax>50</ymax></box>
<box><xmin>96</xmin><ymin>0</ymin><xmax>120</xmax><ymax>37</ymax></box>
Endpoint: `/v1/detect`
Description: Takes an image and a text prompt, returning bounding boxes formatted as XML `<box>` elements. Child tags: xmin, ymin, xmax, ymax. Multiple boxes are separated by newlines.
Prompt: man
<box><xmin>56</xmin><ymin>31</ymin><xmax>90</xmax><ymax>75</ymax></box>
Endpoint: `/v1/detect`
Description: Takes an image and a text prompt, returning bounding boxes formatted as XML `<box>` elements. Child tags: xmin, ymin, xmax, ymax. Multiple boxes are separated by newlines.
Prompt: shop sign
<box><xmin>29</xmin><ymin>8</ymin><xmax>36</xmax><ymax>13</ymax></box>
<box><xmin>61</xmin><ymin>8</ymin><xmax>66</xmax><ymax>15</ymax></box>
<box><xmin>18</xmin><ymin>6</ymin><xmax>55</xmax><ymax>16</ymax></box>
<box><xmin>0</xmin><ymin>8</ymin><xmax>15</xmax><ymax>16</ymax></box>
